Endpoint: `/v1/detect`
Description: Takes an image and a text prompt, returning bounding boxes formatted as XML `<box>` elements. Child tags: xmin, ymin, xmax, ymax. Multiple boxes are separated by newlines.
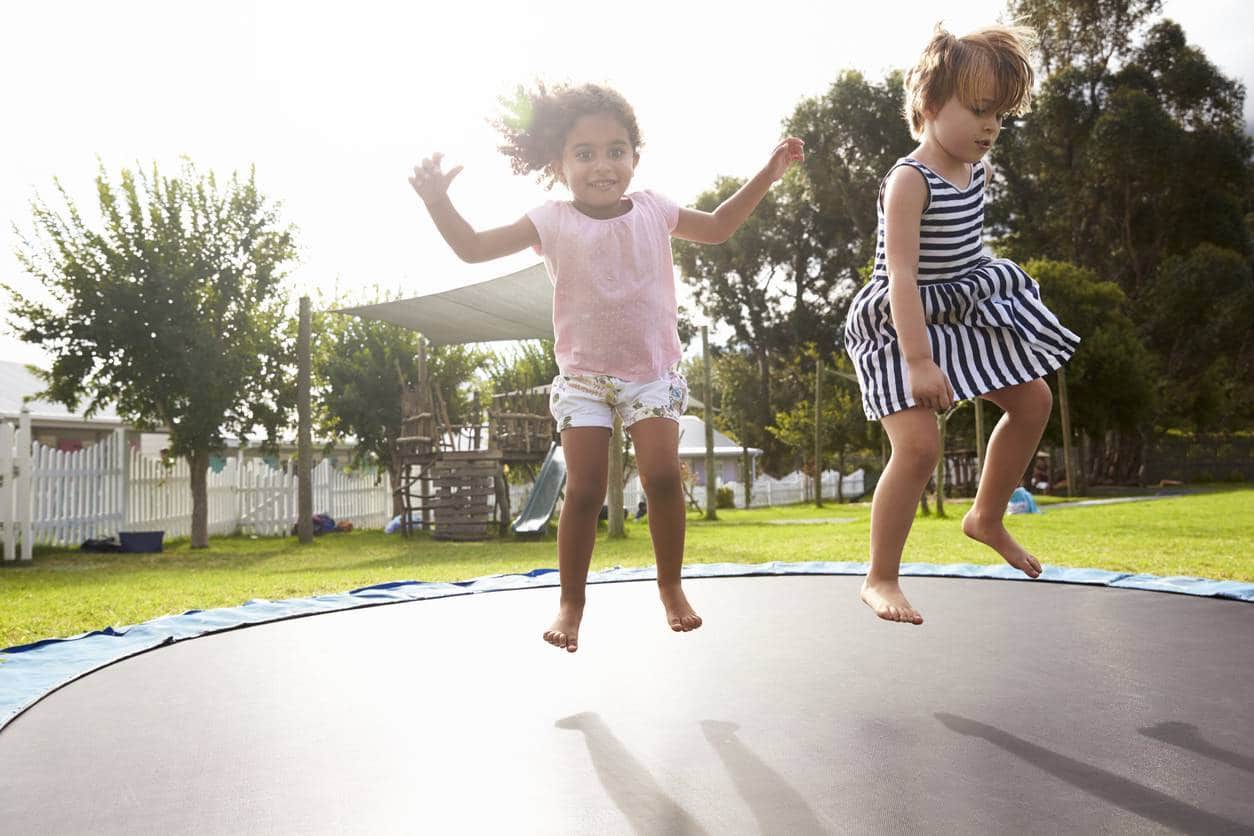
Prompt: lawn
<box><xmin>1</xmin><ymin>486</ymin><xmax>1250</xmax><ymax>649</ymax></box>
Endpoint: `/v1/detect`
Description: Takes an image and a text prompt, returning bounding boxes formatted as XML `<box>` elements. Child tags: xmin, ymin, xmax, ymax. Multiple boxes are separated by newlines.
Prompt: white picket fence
<box><xmin>505</xmin><ymin>468</ymin><xmax>868</xmax><ymax>518</ymax></box>
<box><xmin>723</xmin><ymin>469</ymin><xmax>867</xmax><ymax>509</ymax></box>
<box><xmin>1</xmin><ymin>414</ymin><xmax>391</xmax><ymax>558</ymax></box>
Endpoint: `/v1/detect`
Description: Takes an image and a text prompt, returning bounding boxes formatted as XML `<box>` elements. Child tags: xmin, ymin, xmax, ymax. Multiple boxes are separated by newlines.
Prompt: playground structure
<box><xmin>393</xmin><ymin>341</ymin><xmax>559</xmax><ymax>541</ymax></box>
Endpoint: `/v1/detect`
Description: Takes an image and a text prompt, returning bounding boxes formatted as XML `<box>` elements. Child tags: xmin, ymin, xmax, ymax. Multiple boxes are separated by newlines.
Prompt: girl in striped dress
<box><xmin>844</xmin><ymin>25</ymin><xmax>1079</xmax><ymax>625</ymax></box>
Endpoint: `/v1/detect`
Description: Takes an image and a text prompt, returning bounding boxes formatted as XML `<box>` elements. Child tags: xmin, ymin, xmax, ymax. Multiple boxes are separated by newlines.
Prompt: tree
<box><xmin>767</xmin><ymin>347</ymin><xmax>871</xmax><ymax>501</ymax></box>
<box><xmin>1025</xmin><ymin>259</ymin><xmax>1157</xmax><ymax>483</ymax></box>
<box><xmin>1009</xmin><ymin>0</ymin><xmax>1163</xmax><ymax>77</ymax></box>
<box><xmin>676</xmin><ymin>71</ymin><xmax>913</xmax><ymax>475</ymax></box>
<box><xmin>7</xmin><ymin>160</ymin><xmax>296</xmax><ymax>548</ymax></box>
<box><xmin>784</xmin><ymin>69</ymin><xmax>917</xmax><ymax>341</ymax></box>
<box><xmin>991</xmin><ymin>5</ymin><xmax>1253</xmax><ymax>461</ymax></box>
<box><xmin>674</xmin><ymin>179</ymin><xmax>788</xmax><ymax>446</ymax></box>
<box><xmin>1135</xmin><ymin>245</ymin><xmax>1254</xmax><ymax>431</ymax></box>
<box><xmin>712</xmin><ymin>350</ymin><xmax>766</xmax><ymax>507</ymax></box>
<box><xmin>991</xmin><ymin>17</ymin><xmax>1250</xmax><ymax>297</ymax></box>
<box><xmin>316</xmin><ymin>301</ymin><xmax>487</xmax><ymax>513</ymax></box>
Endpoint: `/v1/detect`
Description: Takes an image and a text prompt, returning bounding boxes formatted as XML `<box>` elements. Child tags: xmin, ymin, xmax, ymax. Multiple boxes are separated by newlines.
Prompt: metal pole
<box><xmin>702</xmin><ymin>325</ymin><xmax>718</xmax><ymax>521</ymax></box>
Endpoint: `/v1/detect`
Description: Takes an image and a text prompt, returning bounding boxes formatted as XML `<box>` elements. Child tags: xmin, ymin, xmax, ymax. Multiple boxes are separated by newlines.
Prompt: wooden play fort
<box><xmin>393</xmin><ymin>344</ymin><xmax>554</xmax><ymax>541</ymax></box>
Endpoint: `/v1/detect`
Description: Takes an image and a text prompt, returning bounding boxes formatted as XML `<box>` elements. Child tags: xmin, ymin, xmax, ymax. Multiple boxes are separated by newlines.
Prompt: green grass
<box><xmin>2</xmin><ymin>486</ymin><xmax>1251</xmax><ymax>649</ymax></box>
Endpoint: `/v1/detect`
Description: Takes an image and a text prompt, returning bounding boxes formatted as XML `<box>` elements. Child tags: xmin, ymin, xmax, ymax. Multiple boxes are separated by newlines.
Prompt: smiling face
<box><xmin>926</xmin><ymin>78</ymin><xmax>1007</xmax><ymax>164</ymax></box>
<box><xmin>556</xmin><ymin>111</ymin><xmax>639</xmax><ymax>219</ymax></box>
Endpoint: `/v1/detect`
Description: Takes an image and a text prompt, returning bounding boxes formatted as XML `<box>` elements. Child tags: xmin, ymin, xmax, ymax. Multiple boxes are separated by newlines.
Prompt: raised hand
<box><xmin>765</xmin><ymin>137</ymin><xmax>805</xmax><ymax>181</ymax></box>
<box><xmin>408</xmin><ymin>152</ymin><xmax>464</xmax><ymax>206</ymax></box>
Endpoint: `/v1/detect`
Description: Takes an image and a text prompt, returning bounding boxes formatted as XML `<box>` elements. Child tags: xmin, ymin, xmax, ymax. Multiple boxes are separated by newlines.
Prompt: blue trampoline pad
<box><xmin>1</xmin><ymin>571</ymin><xmax>1251</xmax><ymax>834</ymax></box>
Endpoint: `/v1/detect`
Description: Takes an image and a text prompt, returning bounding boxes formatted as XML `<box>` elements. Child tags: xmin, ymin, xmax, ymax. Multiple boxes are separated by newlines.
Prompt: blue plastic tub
<box><xmin>119</xmin><ymin>531</ymin><xmax>164</xmax><ymax>553</ymax></box>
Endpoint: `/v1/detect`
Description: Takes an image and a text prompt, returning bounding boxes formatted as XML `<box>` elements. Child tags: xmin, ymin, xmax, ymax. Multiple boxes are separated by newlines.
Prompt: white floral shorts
<box><xmin>549</xmin><ymin>370</ymin><xmax>688</xmax><ymax>432</ymax></box>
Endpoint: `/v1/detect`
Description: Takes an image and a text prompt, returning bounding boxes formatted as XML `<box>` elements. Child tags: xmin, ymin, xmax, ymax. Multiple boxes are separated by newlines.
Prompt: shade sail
<box><xmin>334</xmin><ymin>262</ymin><xmax>553</xmax><ymax>346</ymax></box>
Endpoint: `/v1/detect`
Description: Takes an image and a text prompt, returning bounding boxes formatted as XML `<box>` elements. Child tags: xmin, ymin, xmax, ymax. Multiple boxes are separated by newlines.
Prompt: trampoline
<box><xmin>2</xmin><ymin>565</ymin><xmax>1252</xmax><ymax>834</ymax></box>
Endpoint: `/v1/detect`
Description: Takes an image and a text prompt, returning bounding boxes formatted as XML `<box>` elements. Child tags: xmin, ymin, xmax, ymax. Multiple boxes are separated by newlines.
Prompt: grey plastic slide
<box><xmin>511</xmin><ymin>444</ymin><xmax>566</xmax><ymax>535</ymax></box>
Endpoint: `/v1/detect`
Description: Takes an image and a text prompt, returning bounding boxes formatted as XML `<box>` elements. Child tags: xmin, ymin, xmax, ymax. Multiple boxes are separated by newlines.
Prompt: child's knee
<box><xmin>564</xmin><ymin>484</ymin><xmax>605</xmax><ymax>516</ymax></box>
<box><xmin>1017</xmin><ymin>379</ymin><xmax>1053</xmax><ymax>422</ymax></box>
<box><xmin>893</xmin><ymin>434</ymin><xmax>941</xmax><ymax>474</ymax></box>
<box><xmin>640</xmin><ymin>465</ymin><xmax>682</xmax><ymax>499</ymax></box>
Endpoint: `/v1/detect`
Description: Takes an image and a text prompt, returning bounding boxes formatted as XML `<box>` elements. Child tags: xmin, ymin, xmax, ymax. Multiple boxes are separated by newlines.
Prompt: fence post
<box><xmin>17</xmin><ymin>410</ymin><xmax>33</xmax><ymax>560</ymax></box>
<box><xmin>1</xmin><ymin>420</ymin><xmax>13</xmax><ymax>561</ymax></box>
<box><xmin>325</xmin><ymin>460</ymin><xmax>337</xmax><ymax>520</ymax></box>
<box><xmin>115</xmin><ymin>428</ymin><xmax>129</xmax><ymax>534</ymax></box>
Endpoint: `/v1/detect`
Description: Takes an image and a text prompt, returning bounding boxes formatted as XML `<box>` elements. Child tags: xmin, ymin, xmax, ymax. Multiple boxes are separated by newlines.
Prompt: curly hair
<box><xmin>903</xmin><ymin>24</ymin><xmax>1036</xmax><ymax>139</ymax></box>
<box><xmin>494</xmin><ymin>82</ymin><xmax>643</xmax><ymax>188</ymax></box>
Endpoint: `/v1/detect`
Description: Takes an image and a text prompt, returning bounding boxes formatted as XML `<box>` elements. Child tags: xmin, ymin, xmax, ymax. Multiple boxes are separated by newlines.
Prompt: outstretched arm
<box><xmin>672</xmin><ymin>137</ymin><xmax>804</xmax><ymax>244</ymax></box>
<box><xmin>409</xmin><ymin>153</ymin><xmax>539</xmax><ymax>263</ymax></box>
<box><xmin>883</xmin><ymin>166</ymin><xmax>954</xmax><ymax>412</ymax></box>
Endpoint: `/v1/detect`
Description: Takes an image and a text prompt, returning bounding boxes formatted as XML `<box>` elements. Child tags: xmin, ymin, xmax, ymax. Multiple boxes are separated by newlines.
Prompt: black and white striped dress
<box><xmin>844</xmin><ymin>157</ymin><xmax>1080</xmax><ymax>420</ymax></box>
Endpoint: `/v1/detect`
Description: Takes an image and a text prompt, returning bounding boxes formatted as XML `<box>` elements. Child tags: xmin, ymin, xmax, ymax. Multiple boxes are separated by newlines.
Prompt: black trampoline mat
<box><xmin>2</xmin><ymin>575</ymin><xmax>1252</xmax><ymax>835</ymax></box>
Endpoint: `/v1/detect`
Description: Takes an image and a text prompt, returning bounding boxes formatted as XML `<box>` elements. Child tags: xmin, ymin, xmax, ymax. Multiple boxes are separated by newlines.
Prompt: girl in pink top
<box><xmin>410</xmin><ymin>83</ymin><xmax>803</xmax><ymax>653</ymax></box>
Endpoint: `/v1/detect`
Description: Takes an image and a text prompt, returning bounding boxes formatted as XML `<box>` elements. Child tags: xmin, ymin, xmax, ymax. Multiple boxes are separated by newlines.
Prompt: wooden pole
<box><xmin>974</xmin><ymin>399</ymin><xmax>986</xmax><ymax>482</ymax></box>
<box><xmin>702</xmin><ymin>325</ymin><xmax>718</xmax><ymax>520</ymax></box>
<box><xmin>417</xmin><ymin>339</ymin><xmax>431</xmax><ymax>530</ymax></box>
<box><xmin>1057</xmin><ymin>367</ymin><xmax>1075</xmax><ymax>498</ymax></box>
<box><xmin>608</xmin><ymin>415</ymin><xmax>625</xmax><ymax>538</ymax></box>
<box><xmin>297</xmin><ymin>296</ymin><xmax>314</xmax><ymax>544</ymax></box>
<box><xmin>814</xmin><ymin>356</ymin><xmax>823</xmax><ymax>508</ymax></box>
<box><xmin>935</xmin><ymin>412</ymin><xmax>947</xmax><ymax>517</ymax></box>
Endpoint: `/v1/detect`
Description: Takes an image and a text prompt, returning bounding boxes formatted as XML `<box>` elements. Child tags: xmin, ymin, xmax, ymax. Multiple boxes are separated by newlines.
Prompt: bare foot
<box><xmin>543</xmin><ymin>601</ymin><xmax>584</xmax><ymax>653</ymax></box>
<box><xmin>962</xmin><ymin>510</ymin><xmax>1043</xmax><ymax>578</ymax></box>
<box><xmin>860</xmin><ymin>577</ymin><xmax>924</xmax><ymax>624</ymax></box>
<box><xmin>658</xmin><ymin>583</ymin><xmax>703</xmax><ymax>632</ymax></box>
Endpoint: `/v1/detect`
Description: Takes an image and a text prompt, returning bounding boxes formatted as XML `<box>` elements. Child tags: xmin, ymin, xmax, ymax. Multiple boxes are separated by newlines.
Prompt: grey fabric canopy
<box><xmin>334</xmin><ymin>262</ymin><xmax>553</xmax><ymax>346</ymax></box>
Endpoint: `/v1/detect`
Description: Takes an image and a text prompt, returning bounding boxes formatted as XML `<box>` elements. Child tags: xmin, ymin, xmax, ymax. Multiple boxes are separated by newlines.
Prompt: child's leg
<box><xmin>628</xmin><ymin>417</ymin><xmax>702</xmax><ymax>632</ymax></box>
<box><xmin>962</xmin><ymin>379</ymin><xmax>1052</xmax><ymax>577</ymax></box>
<box><xmin>545</xmin><ymin>427</ymin><xmax>610</xmax><ymax>652</ymax></box>
<box><xmin>864</xmin><ymin>407</ymin><xmax>940</xmax><ymax>624</ymax></box>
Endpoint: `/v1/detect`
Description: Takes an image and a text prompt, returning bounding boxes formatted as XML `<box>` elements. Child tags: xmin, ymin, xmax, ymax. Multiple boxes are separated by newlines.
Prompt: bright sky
<box><xmin>3</xmin><ymin>0</ymin><xmax>1251</xmax><ymax>368</ymax></box>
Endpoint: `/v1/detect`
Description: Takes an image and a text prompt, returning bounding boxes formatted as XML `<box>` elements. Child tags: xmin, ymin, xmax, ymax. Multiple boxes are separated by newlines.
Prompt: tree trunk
<box><xmin>1057</xmin><ymin>367</ymin><xmax>1075</xmax><ymax>498</ymax></box>
<box><xmin>608</xmin><ymin>415</ymin><xmax>626</xmax><ymax>537</ymax></box>
<box><xmin>742</xmin><ymin>444</ymin><xmax>752</xmax><ymax>509</ymax></box>
<box><xmin>297</xmin><ymin>296</ymin><xmax>314</xmax><ymax>544</ymax></box>
<box><xmin>814</xmin><ymin>356</ymin><xmax>823</xmax><ymax>508</ymax></box>
<box><xmin>1079</xmin><ymin>431</ymin><xmax>1092</xmax><ymax>495</ymax></box>
<box><xmin>389</xmin><ymin>460</ymin><xmax>405</xmax><ymax>517</ymax></box>
<box><xmin>190</xmin><ymin>449</ymin><xmax>210</xmax><ymax>549</ymax></box>
<box><xmin>702</xmin><ymin>326</ymin><xmax>718</xmax><ymax>521</ymax></box>
<box><xmin>836</xmin><ymin>448</ymin><xmax>845</xmax><ymax>503</ymax></box>
<box><xmin>755</xmin><ymin>347</ymin><xmax>772</xmax><ymax>442</ymax></box>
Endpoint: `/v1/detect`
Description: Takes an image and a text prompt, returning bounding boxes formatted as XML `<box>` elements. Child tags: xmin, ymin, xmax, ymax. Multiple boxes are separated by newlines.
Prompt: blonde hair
<box><xmin>903</xmin><ymin>24</ymin><xmax>1036</xmax><ymax>139</ymax></box>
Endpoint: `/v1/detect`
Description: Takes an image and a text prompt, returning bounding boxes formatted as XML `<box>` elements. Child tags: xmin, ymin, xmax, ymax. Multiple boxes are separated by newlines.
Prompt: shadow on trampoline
<box><xmin>1139</xmin><ymin>720</ymin><xmax>1254</xmax><ymax>774</ymax></box>
<box><xmin>555</xmin><ymin>712</ymin><xmax>710</xmax><ymax>835</ymax></box>
<box><xmin>935</xmin><ymin>713</ymin><xmax>1247</xmax><ymax>834</ymax></box>
<box><xmin>555</xmin><ymin>712</ymin><xmax>829</xmax><ymax>836</ymax></box>
<box><xmin>700</xmin><ymin>719</ymin><xmax>827</xmax><ymax>835</ymax></box>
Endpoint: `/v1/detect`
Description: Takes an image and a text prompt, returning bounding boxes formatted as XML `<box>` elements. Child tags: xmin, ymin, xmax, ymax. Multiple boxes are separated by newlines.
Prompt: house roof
<box><xmin>677</xmin><ymin>415</ymin><xmax>761</xmax><ymax>458</ymax></box>
<box><xmin>0</xmin><ymin>361</ymin><xmax>124</xmax><ymax>427</ymax></box>
<box><xmin>335</xmin><ymin>262</ymin><xmax>554</xmax><ymax>346</ymax></box>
